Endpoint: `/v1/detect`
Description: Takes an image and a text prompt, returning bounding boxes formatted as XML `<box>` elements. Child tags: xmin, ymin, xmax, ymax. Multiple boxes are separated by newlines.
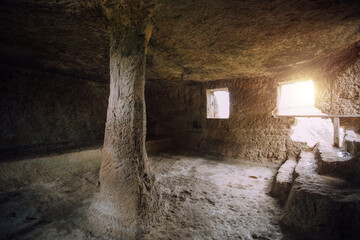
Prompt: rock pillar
<box><xmin>87</xmin><ymin>2</ymin><xmax>158</xmax><ymax>238</ymax></box>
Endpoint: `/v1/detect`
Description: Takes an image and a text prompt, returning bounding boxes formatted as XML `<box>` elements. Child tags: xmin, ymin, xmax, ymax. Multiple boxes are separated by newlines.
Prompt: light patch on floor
<box><xmin>147</xmin><ymin>155</ymin><xmax>286</xmax><ymax>240</ymax></box>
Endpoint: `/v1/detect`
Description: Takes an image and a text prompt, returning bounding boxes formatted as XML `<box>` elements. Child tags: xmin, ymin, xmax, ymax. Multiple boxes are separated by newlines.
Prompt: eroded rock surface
<box><xmin>2</xmin><ymin>1</ymin><xmax>360</xmax><ymax>82</ymax></box>
<box><xmin>0</xmin><ymin>154</ymin><xmax>288</xmax><ymax>240</ymax></box>
<box><xmin>315</xmin><ymin>143</ymin><xmax>360</xmax><ymax>183</ymax></box>
<box><xmin>271</xmin><ymin>158</ymin><xmax>297</xmax><ymax>204</ymax></box>
<box><xmin>86</xmin><ymin>2</ymin><xmax>159</xmax><ymax>238</ymax></box>
<box><xmin>281</xmin><ymin>151</ymin><xmax>360</xmax><ymax>240</ymax></box>
<box><xmin>0</xmin><ymin>0</ymin><xmax>109</xmax><ymax>82</ymax></box>
<box><xmin>147</xmin><ymin>0</ymin><xmax>360</xmax><ymax>81</ymax></box>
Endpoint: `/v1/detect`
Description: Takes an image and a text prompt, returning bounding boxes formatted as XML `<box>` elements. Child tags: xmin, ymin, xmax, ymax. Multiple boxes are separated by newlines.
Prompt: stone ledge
<box><xmin>294</xmin><ymin>151</ymin><xmax>317</xmax><ymax>178</ymax></box>
<box><xmin>271</xmin><ymin>158</ymin><xmax>297</xmax><ymax>204</ymax></box>
<box><xmin>344</xmin><ymin>134</ymin><xmax>360</xmax><ymax>156</ymax></box>
<box><xmin>315</xmin><ymin>143</ymin><xmax>360</xmax><ymax>181</ymax></box>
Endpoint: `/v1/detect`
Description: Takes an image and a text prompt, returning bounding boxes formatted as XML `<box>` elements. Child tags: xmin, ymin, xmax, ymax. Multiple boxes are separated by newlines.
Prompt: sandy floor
<box><xmin>0</xmin><ymin>154</ymin><xmax>292</xmax><ymax>240</ymax></box>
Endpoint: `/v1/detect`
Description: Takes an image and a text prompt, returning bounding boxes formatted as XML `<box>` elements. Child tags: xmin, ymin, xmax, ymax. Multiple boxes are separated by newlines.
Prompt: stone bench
<box><xmin>271</xmin><ymin>158</ymin><xmax>297</xmax><ymax>204</ymax></box>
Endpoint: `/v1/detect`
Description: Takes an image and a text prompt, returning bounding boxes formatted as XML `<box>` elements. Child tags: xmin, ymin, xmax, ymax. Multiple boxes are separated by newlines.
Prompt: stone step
<box><xmin>294</xmin><ymin>151</ymin><xmax>317</xmax><ymax>178</ymax></box>
<box><xmin>343</xmin><ymin>132</ymin><xmax>360</xmax><ymax>157</ymax></box>
<box><xmin>315</xmin><ymin>143</ymin><xmax>360</xmax><ymax>182</ymax></box>
<box><xmin>271</xmin><ymin>157</ymin><xmax>297</xmax><ymax>204</ymax></box>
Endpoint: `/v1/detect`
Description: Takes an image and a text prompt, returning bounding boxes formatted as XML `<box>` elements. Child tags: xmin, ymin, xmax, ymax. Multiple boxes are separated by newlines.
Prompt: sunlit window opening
<box><xmin>278</xmin><ymin>80</ymin><xmax>318</xmax><ymax>115</ymax></box>
<box><xmin>277</xmin><ymin>79</ymin><xmax>340</xmax><ymax>147</ymax></box>
<box><xmin>207</xmin><ymin>88</ymin><xmax>230</xmax><ymax>119</ymax></box>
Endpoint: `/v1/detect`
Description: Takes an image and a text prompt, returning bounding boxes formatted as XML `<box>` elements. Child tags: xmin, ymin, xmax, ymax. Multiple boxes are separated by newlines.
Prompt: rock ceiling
<box><xmin>1</xmin><ymin>0</ymin><xmax>360</xmax><ymax>83</ymax></box>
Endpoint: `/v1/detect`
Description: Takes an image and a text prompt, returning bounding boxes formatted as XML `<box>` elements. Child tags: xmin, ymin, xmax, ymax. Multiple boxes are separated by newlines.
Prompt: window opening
<box><xmin>207</xmin><ymin>88</ymin><xmax>230</xmax><ymax>119</ymax></box>
<box><xmin>278</xmin><ymin>79</ymin><xmax>317</xmax><ymax>115</ymax></box>
<box><xmin>277</xmin><ymin>79</ymin><xmax>339</xmax><ymax>147</ymax></box>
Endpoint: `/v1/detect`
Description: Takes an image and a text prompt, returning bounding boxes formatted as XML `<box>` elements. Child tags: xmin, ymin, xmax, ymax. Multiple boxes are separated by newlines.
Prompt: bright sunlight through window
<box><xmin>207</xmin><ymin>88</ymin><xmax>230</xmax><ymax>119</ymax></box>
<box><xmin>277</xmin><ymin>79</ymin><xmax>338</xmax><ymax>147</ymax></box>
<box><xmin>278</xmin><ymin>80</ymin><xmax>318</xmax><ymax>115</ymax></box>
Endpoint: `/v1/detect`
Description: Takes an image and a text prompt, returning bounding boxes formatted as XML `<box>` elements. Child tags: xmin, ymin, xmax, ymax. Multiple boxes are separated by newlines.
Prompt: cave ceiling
<box><xmin>1</xmin><ymin>0</ymin><xmax>360</xmax><ymax>83</ymax></box>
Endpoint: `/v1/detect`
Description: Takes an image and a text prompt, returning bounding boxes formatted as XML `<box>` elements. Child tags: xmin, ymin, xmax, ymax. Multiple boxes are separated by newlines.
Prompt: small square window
<box><xmin>206</xmin><ymin>88</ymin><xmax>230</xmax><ymax>119</ymax></box>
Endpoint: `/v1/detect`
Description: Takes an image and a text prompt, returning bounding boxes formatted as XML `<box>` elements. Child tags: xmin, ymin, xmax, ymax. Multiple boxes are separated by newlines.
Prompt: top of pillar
<box><xmin>102</xmin><ymin>0</ymin><xmax>157</xmax><ymax>30</ymax></box>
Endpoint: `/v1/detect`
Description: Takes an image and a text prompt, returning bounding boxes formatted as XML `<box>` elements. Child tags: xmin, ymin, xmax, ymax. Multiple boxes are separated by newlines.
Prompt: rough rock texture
<box><xmin>0</xmin><ymin>154</ymin><xmax>290</xmax><ymax>240</ymax></box>
<box><xmin>293</xmin><ymin>152</ymin><xmax>318</xmax><ymax>177</ymax></box>
<box><xmin>0</xmin><ymin>64</ymin><xmax>108</xmax><ymax>153</ymax></box>
<box><xmin>0</xmin><ymin>0</ymin><xmax>109</xmax><ymax>82</ymax></box>
<box><xmin>281</xmin><ymin>151</ymin><xmax>360</xmax><ymax>240</ymax></box>
<box><xmin>146</xmin><ymin>78</ymin><xmax>305</xmax><ymax>163</ymax></box>
<box><xmin>344</xmin><ymin>131</ymin><xmax>360</xmax><ymax>156</ymax></box>
<box><xmin>0</xmin><ymin>148</ymin><xmax>102</xmax><ymax>191</ymax></box>
<box><xmin>1</xmin><ymin>0</ymin><xmax>360</xmax><ymax>162</ymax></box>
<box><xmin>323</xmin><ymin>56</ymin><xmax>360</xmax><ymax>116</ymax></box>
<box><xmin>265</xmin><ymin>41</ymin><xmax>360</xmax><ymax>119</ymax></box>
<box><xmin>147</xmin><ymin>0</ymin><xmax>360</xmax><ymax>81</ymax></box>
<box><xmin>315</xmin><ymin>143</ymin><xmax>360</xmax><ymax>183</ymax></box>
<box><xmin>1</xmin><ymin>1</ymin><xmax>360</xmax><ymax>239</ymax></box>
<box><xmin>146</xmin><ymin>137</ymin><xmax>173</xmax><ymax>155</ymax></box>
<box><xmin>284</xmin><ymin>41</ymin><xmax>360</xmax><ymax>119</ymax></box>
<box><xmin>0</xmin><ymin>0</ymin><xmax>110</xmax><ymax>157</ymax></box>
<box><xmin>146</xmin><ymin>43</ymin><xmax>360</xmax><ymax>162</ymax></box>
<box><xmin>2</xmin><ymin>1</ymin><xmax>360</xmax><ymax>83</ymax></box>
<box><xmin>271</xmin><ymin>158</ymin><xmax>297</xmax><ymax>204</ymax></box>
<box><xmin>145</xmin><ymin>80</ymin><xmax>203</xmax><ymax>138</ymax></box>
<box><xmin>87</xmin><ymin>3</ymin><xmax>159</xmax><ymax>237</ymax></box>
<box><xmin>199</xmin><ymin>78</ymin><xmax>307</xmax><ymax>162</ymax></box>
<box><xmin>145</xmin><ymin>155</ymin><xmax>287</xmax><ymax>240</ymax></box>
<box><xmin>0</xmin><ymin>170</ymin><xmax>100</xmax><ymax>240</ymax></box>
<box><xmin>0</xmin><ymin>140</ymin><xmax>173</xmax><ymax>192</ymax></box>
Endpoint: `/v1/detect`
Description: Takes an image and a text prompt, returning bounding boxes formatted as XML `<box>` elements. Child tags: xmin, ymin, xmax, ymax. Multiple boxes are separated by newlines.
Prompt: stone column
<box><xmin>87</xmin><ymin>5</ymin><xmax>158</xmax><ymax>238</ymax></box>
<box><xmin>333</xmin><ymin>117</ymin><xmax>340</xmax><ymax>147</ymax></box>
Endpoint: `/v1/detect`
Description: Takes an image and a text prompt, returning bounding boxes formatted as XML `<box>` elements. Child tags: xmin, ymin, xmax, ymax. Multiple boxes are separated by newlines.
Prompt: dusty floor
<box><xmin>0</xmin><ymin>154</ymin><xmax>293</xmax><ymax>240</ymax></box>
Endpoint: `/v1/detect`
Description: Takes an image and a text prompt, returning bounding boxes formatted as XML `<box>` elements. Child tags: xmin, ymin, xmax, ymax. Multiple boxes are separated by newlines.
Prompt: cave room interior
<box><xmin>1</xmin><ymin>0</ymin><xmax>360</xmax><ymax>239</ymax></box>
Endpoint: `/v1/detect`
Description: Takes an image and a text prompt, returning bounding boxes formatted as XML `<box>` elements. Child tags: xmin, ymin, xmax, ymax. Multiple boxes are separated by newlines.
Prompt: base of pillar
<box><xmin>86</xmin><ymin>194</ymin><xmax>140</xmax><ymax>239</ymax></box>
<box><xmin>86</xmin><ymin>180</ymin><xmax>160</xmax><ymax>239</ymax></box>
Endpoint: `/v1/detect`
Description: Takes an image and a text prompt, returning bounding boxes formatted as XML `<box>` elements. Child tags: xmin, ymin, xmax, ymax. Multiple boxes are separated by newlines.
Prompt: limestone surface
<box><xmin>2</xmin><ymin>1</ymin><xmax>360</xmax><ymax>82</ymax></box>
<box><xmin>0</xmin><ymin>154</ymin><xmax>290</xmax><ymax>240</ymax></box>
<box><xmin>271</xmin><ymin>158</ymin><xmax>297</xmax><ymax>204</ymax></box>
<box><xmin>281</xmin><ymin>151</ymin><xmax>360</xmax><ymax>240</ymax></box>
<box><xmin>315</xmin><ymin>143</ymin><xmax>360</xmax><ymax>182</ymax></box>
